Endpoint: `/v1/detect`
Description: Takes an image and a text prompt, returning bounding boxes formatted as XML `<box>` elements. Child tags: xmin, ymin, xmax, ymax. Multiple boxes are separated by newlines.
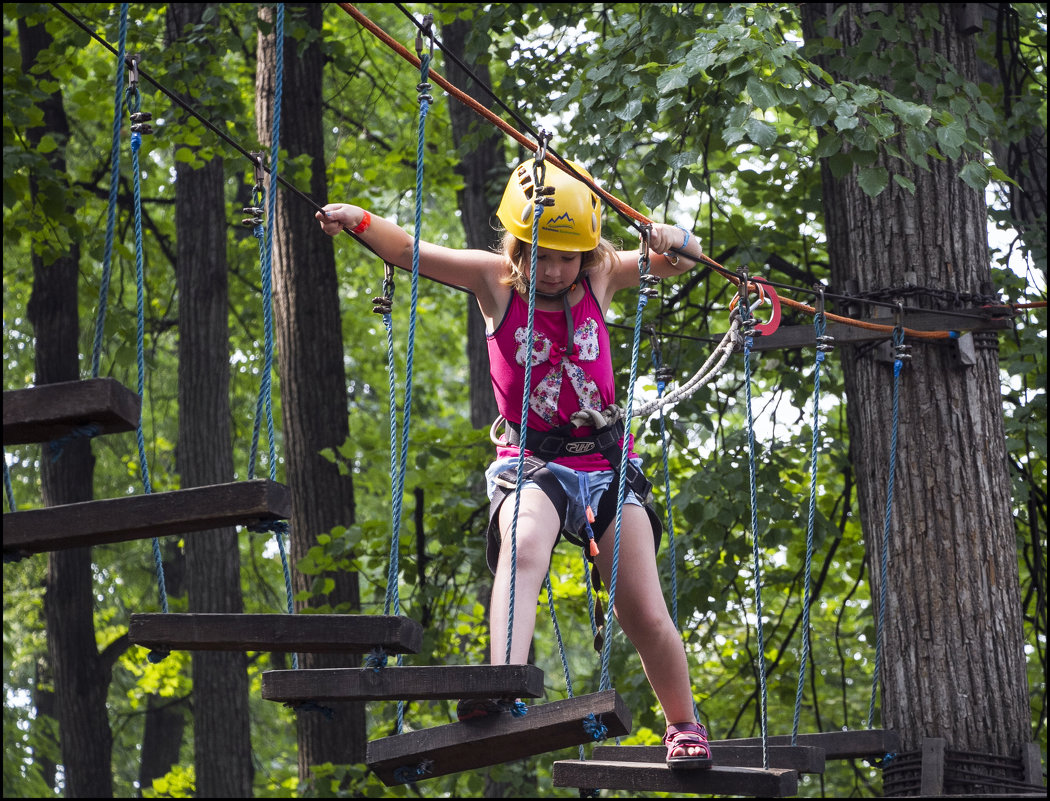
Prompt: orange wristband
<box><xmin>351</xmin><ymin>210</ymin><xmax>371</xmax><ymax>234</ymax></box>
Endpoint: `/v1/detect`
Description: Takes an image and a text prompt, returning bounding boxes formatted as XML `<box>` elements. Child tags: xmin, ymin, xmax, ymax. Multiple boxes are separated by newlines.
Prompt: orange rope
<box><xmin>336</xmin><ymin>3</ymin><xmax>1019</xmax><ymax>343</ymax></box>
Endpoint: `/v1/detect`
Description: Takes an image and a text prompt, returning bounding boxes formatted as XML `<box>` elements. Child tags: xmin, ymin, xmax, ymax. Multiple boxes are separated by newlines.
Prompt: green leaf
<box><xmin>892</xmin><ymin>173</ymin><xmax>916</xmax><ymax>194</ymax></box>
<box><xmin>958</xmin><ymin>160</ymin><xmax>989</xmax><ymax>192</ymax></box>
<box><xmin>656</xmin><ymin>66</ymin><xmax>690</xmax><ymax>93</ymax></box>
<box><xmin>746</xmin><ymin>76</ymin><xmax>777</xmax><ymax>110</ymax></box>
<box><xmin>743</xmin><ymin>117</ymin><xmax>777</xmax><ymax>149</ymax></box>
<box><xmin>814</xmin><ymin>133</ymin><xmax>842</xmax><ymax>159</ymax></box>
<box><xmin>857</xmin><ymin>165</ymin><xmax>889</xmax><ymax>197</ymax></box>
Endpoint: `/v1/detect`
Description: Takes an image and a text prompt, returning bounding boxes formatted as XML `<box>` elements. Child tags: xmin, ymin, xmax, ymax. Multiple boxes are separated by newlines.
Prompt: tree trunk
<box><xmin>256</xmin><ymin>4</ymin><xmax>364</xmax><ymax>785</ymax></box>
<box><xmin>801</xmin><ymin>4</ymin><xmax>1032</xmax><ymax>794</ymax></box>
<box><xmin>168</xmin><ymin>4</ymin><xmax>254</xmax><ymax>796</ymax></box>
<box><xmin>19</xmin><ymin>16</ymin><xmax>114</xmax><ymax>798</ymax></box>
<box><xmin>442</xmin><ymin>18</ymin><xmax>502</xmax><ymax>430</ymax></box>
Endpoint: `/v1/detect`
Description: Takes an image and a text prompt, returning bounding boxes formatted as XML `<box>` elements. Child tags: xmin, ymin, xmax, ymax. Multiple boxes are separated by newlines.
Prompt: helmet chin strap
<box><xmin>534</xmin><ymin>266</ymin><xmax>584</xmax><ymax>356</ymax></box>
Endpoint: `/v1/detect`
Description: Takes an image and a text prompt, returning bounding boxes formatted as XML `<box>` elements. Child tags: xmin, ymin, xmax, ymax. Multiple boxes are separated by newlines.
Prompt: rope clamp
<box><xmin>814</xmin><ymin>283</ymin><xmax>834</xmax><ymax>352</ymax></box>
<box><xmin>638</xmin><ymin>224</ymin><xmax>653</xmax><ymax>278</ymax></box>
<box><xmin>892</xmin><ymin>299</ymin><xmax>912</xmax><ymax>363</ymax></box>
<box><xmin>250</xmin><ymin>151</ymin><xmax>266</xmax><ymax>189</ymax></box>
<box><xmin>415</xmin><ymin>13</ymin><xmax>435</xmax><ymax>60</ymax></box>
<box><xmin>125</xmin><ymin>53</ymin><xmax>143</xmax><ymax>116</ymax></box>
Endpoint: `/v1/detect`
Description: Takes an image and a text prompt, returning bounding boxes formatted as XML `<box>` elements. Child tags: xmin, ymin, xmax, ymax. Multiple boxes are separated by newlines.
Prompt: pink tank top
<box><xmin>487</xmin><ymin>279</ymin><xmax>635</xmax><ymax>471</ymax></box>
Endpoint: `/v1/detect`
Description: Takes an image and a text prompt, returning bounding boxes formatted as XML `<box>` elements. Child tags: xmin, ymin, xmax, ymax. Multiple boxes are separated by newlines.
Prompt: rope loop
<box><xmin>48</xmin><ymin>424</ymin><xmax>100</xmax><ymax>462</ymax></box>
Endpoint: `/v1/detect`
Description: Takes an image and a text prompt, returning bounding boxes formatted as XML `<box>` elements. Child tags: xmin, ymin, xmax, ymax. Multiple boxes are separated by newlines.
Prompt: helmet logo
<box><xmin>542</xmin><ymin>211</ymin><xmax>578</xmax><ymax>237</ymax></box>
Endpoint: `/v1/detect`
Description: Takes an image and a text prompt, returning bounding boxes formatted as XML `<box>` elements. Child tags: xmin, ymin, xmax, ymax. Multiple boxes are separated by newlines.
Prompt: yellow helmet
<box><xmin>496</xmin><ymin>159</ymin><xmax>601</xmax><ymax>251</ymax></box>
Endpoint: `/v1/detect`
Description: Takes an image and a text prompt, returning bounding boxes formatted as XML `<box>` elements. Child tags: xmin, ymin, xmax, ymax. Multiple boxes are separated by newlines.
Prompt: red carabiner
<box><xmin>750</xmin><ymin>276</ymin><xmax>781</xmax><ymax>336</ymax></box>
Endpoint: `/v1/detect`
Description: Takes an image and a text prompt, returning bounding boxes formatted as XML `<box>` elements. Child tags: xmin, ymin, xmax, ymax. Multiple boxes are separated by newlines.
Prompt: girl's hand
<box><xmin>648</xmin><ymin>222</ymin><xmax>698</xmax><ymax>257</ymax></box>
<box><xmin>316</xmin><ymin>203</ymin><xmax>364</xmax><ymax>237</ymax></box>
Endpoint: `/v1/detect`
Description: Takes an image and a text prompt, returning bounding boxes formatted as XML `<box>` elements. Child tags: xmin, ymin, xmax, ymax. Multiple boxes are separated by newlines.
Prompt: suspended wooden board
<box><xmin>3</xmin><ymin>377</ymin><xmax>141</xmax><ymax>445</ymax></box>
<box><xmin>553</xmin><ymin>759</ymin><xmax>798</xmax><ymax>797</ymax></box>
<box><xmin>367</xmin><ymin>689</ymin><xmax>631</xmax><ymax>785</ymax></box>
<box><xmin>592</xmin><ymin>742</ymin><xmax>826</xmax><ymax>773</ymax></box>
<box><xmin>713</xmin><ymin>729</ymin><xmax>899</xmax><ymax>760</ymax></box>
<box><xmin>262</xmin><ymin>664</ymin><xmax>545</xmax><ymax>702</ymax></box>
<box><xmin>129</xmin><ymin>613</ymin><xmax>423</xmax><ymax>654</ymax></box>
<box><xmin>3</xmin><ymin>479</ymin><xmax>290</xmax><ymax>556</ymax></box>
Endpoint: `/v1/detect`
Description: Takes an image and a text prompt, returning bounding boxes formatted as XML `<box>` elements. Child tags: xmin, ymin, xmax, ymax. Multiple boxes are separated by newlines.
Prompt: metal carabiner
<box><xmin>729</xmin><ymin>274</ymin><xmax>781</xmax><ymax>336</ymax></box>
<box><xmin>415</xmin><ymin>13</ymin><xmax>435</xmax><ymax>60</ymax></box>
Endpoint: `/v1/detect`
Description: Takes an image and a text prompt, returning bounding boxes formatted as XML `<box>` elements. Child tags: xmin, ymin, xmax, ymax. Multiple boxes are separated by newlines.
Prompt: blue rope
<box><xmin>545</xmin><ymin>572</ymin><xmax>575</xmax><ymax>701</ymax></box>
<box><xmin>255</xmin><ymin>4</ymin><xmax>296</xmax><ymax>669</ymax></box>
<box><xmin>243</xmin><ymin>6</ymin><xmax>293</xmax><ymax>666</ymax></box>
<box><xmin>48</xmin><ymin>425</ymin><xmax>100</xmax><ymax>463</ymax></box>
<box><xmin>125</xmin><ymin>71</ymin><xmax>168</xmax><ymax>621</ymax></box>
<box><xmin>503</xmin><ymin>161</ymin><xmax>542</xmax><ymax>666</ymax></box>
<box><xmin>792</xmin><ymin>311</ymin><xmax>826</xmax><ymax>744</ymax></box>
<box><xmin>377</xmin><ymin>46</ymin><xmax>430</xmax><ymax>735</ymax></box>
<box><xmin>651</xmin><ymin>349</ymin><xmax>699</xmax><ymax>724</ymax></box>
<box><xmin>392</xmin><ymin>760</ymin><xmax>432</xmax><ymax>785</ymax></box>
<box><xmin>597</xmin><ymin>244</ymin><xmax>650</xmax><ymax>693</ymax></box>
<box><xmin>739</xmin><ymin>290</ymin><xmax>769</xmax><ymax>769</ymax></box>
<box><xmin>868</xmin><ymin>326</ymin><xmax>903</xmax><ymax>728</ymax></box>
<box><xmin>91</xmin><ymin>4</ymin><xmax>128</xmax><ymax>379</ymax></box>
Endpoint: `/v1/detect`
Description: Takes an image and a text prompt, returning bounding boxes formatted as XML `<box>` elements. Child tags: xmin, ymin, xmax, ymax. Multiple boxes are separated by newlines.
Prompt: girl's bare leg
<box><xmin>489</xmin><ymin>489</ymin><xmax>561</xmax><ymax>665</ymax></box>
<box><xmin>594</xmin><ymin>504</ymin><xmax>696</xmax><ymax>725</ymax></box>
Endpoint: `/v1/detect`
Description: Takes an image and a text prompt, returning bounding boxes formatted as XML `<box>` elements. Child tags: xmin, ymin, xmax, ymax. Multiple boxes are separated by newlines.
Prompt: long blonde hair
<box><xmin>498</xmin><ymin>231</ymin><xmax>618</xmax><ymax>295</ymax></box>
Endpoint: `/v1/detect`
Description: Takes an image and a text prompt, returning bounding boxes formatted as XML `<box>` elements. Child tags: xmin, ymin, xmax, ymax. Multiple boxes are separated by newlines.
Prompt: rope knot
<box><xmin>393</xmin><ymin>759</ymin><xmax>433</xmax><ymax>784</ymax></box>
<box><xmin>581</xmin><ymin>713</ymin><xmax>608</xmax><ymax>741</ymax></box>
<box><xmin>364</xmin><ymin>648</ymin><xmax>389</xmax><ymax>672</ymax></box>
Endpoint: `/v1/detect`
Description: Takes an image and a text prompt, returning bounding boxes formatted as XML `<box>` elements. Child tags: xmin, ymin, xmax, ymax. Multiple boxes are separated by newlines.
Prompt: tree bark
<box><xmin>256</xmin><ymin>4</ymin><xmax>364</xmax><ymax>785</ymax></box>
<box><xmin>801</xmin><ymin>3</ymin><xmax>1031</xmax><ymax>791</ymax></box>
<box><xmin>442</xmin><ymin>17</ymin><xmax>503</xmax><ymax>430</ymax></box>
<box><xmin>19</xmin><ymin>16</ymin><xmax>113</xmax><ymax>799</ymax></box>
<box><xmin>168</xmin><ymin>4</ymin><xmax>254</xmax><ymax>796</ymax></box>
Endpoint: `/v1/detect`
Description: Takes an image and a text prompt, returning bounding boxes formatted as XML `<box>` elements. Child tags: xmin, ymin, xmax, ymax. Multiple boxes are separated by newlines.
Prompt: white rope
<box><xmin>632</xmin><ymin>317</ymin><xmax>741</xmax><ymax>418</ymax></box>
<box><xmin>488</xmin><ymin>316</ymin><xmax>742</xmax><ymax>444</ymax></box>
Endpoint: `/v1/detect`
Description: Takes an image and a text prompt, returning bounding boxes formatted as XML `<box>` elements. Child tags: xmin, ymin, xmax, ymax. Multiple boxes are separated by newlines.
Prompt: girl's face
<box><xmin>530</xmin><ymin>246</ymin><xmax>582</xmax><ymax>294</ymax></box>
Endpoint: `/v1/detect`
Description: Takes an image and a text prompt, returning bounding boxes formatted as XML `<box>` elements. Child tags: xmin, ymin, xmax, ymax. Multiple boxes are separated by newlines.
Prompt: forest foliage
<box><xmin>3</xmin><ymin>3</ymin><xmax>1046</xmax><ymax>797</ymax></box>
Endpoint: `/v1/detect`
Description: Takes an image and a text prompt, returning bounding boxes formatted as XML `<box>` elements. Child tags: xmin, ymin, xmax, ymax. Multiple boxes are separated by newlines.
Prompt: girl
<box><xmin>317</xmin><ymin>158</ymin><xmax>712</xmax><ymax>769</ymax></box>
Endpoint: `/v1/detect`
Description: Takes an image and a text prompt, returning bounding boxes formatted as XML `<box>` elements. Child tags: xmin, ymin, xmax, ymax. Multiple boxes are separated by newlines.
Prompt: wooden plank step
<box><xmin>593</xmin><ymin>743</ymin><xmax>826</xmax><ymax>773</ymax></box>
<box><xmin>129</xmin><ymin>613</ymin><xmax>423</xmax><ymax>654</ymax></box>
<box><xmin>367</xmin><ymin>690</ymin><xmax>631</xmax><ymax>785</ymax></box>
<box><xmin>263</xmin><ymin>664</ymin><xmax>545</xmax><ymax>702</ymax></box>
<box><xmin>712</xmin><ymin>729</ymin><xmax>899</xmax><ymax>759</ymax></box>
<box><xmin>3</xmin><ymin>479</ymin><xmax>290</xmax><ymax>556</ymax></box>
<box><xmin>3</xmin><ymin>378</ymin><xmax>141</xmax><ymax>445</ymax></box>
<box><xmin>553</xmin><ymin>760</ymin><xmax>798</xmax><ymax>796</ymax></box>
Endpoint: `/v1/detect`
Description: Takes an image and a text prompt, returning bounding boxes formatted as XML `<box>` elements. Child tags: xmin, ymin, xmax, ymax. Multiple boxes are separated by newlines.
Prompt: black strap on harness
<box><xmin>502</xmin><ymin>418</ymin><xmax>654</xmax><ymax>505</ymax></box>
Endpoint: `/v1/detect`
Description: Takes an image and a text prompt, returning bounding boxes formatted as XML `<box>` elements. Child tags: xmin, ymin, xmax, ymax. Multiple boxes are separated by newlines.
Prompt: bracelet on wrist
<box><xmin>352</xmin><ymin>210</ymin><xmax>372</xmax><ymax>235</ymax></box>
<box><xmin>675</xmin><ymin>224</ymin><xmax>691</xmax><ymax>249</ymax></box>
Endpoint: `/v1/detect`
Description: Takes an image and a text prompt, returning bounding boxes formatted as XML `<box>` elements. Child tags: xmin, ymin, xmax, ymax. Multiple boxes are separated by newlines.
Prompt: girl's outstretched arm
<box><xmin>316</xmin><ymin>203</ymin><xmax>504</xmax><ymax>304</ymax></box>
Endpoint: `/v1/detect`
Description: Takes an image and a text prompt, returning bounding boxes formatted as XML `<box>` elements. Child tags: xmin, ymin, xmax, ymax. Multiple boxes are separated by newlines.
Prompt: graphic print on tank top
<box><xmin>513</xmin><ymin>317</ymin><xmax>602</xmax><ymax>424</ymax></box>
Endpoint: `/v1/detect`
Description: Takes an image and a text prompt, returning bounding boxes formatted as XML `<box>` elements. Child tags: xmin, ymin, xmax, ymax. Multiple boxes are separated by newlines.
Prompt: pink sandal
<box><xmin>664</xmin><ymin>722</ymin><xmax>714</xmax><ymax>770</ymax></box>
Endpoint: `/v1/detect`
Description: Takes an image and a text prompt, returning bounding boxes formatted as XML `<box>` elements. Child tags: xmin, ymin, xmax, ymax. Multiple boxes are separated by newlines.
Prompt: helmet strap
<box><xmin>532</xmin><ymin>264</ymin><xmax>583</xmax><ymax>357</ymax></box>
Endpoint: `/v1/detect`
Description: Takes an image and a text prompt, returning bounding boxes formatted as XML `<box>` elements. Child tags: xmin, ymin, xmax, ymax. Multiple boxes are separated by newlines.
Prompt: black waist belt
<box><xmin>503</xmin><ymin>418</ymin><xmax>625</xmax><ymax>463</ymax></box>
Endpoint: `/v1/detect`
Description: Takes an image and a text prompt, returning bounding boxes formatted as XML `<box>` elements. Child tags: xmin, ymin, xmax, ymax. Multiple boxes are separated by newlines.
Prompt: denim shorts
<box><xmin>485</xmin><ymin>455</ymin><xmax>644</xmax><ymax>537</ymax></box>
